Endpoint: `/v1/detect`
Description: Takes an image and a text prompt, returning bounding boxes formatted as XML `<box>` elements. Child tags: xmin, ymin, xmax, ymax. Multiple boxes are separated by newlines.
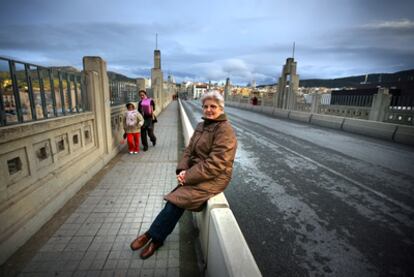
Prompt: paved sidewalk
<box><xmin>14</xmin><ymin>101</ymin><xmax>190</xmax><ymax>277</ymax></box>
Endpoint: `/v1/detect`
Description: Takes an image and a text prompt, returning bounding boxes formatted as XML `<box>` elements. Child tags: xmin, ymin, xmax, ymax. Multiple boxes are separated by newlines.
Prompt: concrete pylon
<box><xmin>310</xmin><ymin>94</ymin><xmax>321</xmax><ymax>114</ymax></box>
<box><xmin>151</xmin><ymin>49</ymin><xmax>163</xmax><ymax>110</ymax></box>
<box><xmin>224</xmin><ymin>78</ymin><xmax>231</xmax><ymax>101</ymax></box>
<box><xmin>275</xmin><ymin>58</ymin><xmax>299</xmax><ymax>110</ymax></box>
<box><xmin>369</xmin><ymin>87</ymin><xmax>391</xmax><ymax>121</ymax></box>
<box><xmin>136</xmin><ymin>78</ymin><xmax>146</xmax><ymax>93</ymax></box>
<box><xmin>83</xmin><ymin>56</ymin><xmax>112</xmax><ymax>154</ymax></box>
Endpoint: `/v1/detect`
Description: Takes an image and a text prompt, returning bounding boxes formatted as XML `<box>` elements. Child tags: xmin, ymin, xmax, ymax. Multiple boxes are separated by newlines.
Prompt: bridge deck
<box><xmin>2</xmin><ymin>101</ymin><xmax>200</xmax><ymax>277</ymax></box>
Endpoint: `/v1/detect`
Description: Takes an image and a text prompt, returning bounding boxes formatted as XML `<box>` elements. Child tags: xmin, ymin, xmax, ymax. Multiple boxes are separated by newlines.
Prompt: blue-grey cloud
<box><xmin>0</xmin><ymin>0</ymin><xmax>413</xmax><ymax>85</ymax></box>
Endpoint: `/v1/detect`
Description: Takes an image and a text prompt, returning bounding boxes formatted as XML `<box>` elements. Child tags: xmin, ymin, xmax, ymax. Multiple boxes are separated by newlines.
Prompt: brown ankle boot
<box><xmin>140</xmin><ymin>241</ymin><xmax>163</xmax><ymax>259</ymax></box>
<box><xmin>130</xmin><ymin>232</ymin><xmax>150</xmax><ymax>251</ymax></box>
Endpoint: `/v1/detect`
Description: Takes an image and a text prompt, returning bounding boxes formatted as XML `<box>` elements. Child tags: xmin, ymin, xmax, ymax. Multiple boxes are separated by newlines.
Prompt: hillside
<box><xmin>49</xmin><ymin>66</ymin><xmax>80</xmax><ymax>73</ymax></box>
<box><xmin>258</xmin><ymin>69</ymin><xmax>414</xmax><ymax>90</ymax></box>
<box><xmin>47</xmin><ymin>67</ymin><xmax>135</xmax><ymax>82</ymax></box>
<box><xmin>299</xmin><ymin>69</ymin><xmax>414</xmax><ymax>88</ymax></box>
<box><xmin>107</xmin><ymin>71</ymin><xmax>136</xmax><ymax>82</ymax></box>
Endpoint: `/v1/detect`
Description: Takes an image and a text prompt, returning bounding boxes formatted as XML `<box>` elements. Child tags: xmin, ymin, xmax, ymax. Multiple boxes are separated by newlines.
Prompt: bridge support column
<box><xmin>136</xmin><ymin>78</ymin><xmax>146</xmax><ymax>94</ymax></box>
<box><xmin>369</xmin><ymin>88</ymin><xmax>391</xmax><ymax>122</ymax></box>
<box><xmin>311</xmin><ymin>94</ymin><xmax>321</xmax><ymax>114</ymax></box>
<box><xmin>83</xmin><ymin>56</ymin><xmax>113</xmax><ymax>154</ymax></box>
<box><xmin>151</xmin><ymin>49</ymin><xmax>164</xmax><ymax>113</ymax></box>
<box><xmin>275</xmin><ymin>58</ymin><xmax>299</xmax><ymax>110</ymax></box>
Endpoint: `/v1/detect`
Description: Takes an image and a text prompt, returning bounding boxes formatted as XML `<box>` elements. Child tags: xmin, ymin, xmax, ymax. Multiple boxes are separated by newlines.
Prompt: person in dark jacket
<box><xmin>251</xmin><ymin>95</ymin><xmax>258</xmax><ymax>105</ymax></box>
<box><xmin>130</xmin><ymin>90</ymin><xmax>238</xmax><ymax>259</ymax></box>
<box><xmin>138</xmin><ymin>90</ymin><xmax>157</xmax><ymax>151</ymax></box>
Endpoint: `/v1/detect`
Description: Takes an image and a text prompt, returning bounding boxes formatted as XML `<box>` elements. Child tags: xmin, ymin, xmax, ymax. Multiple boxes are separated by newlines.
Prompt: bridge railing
<box><xmin>295</xmin><ymin>102</ymin><xmax>311</xmax><ymax>112</ymax></box>
<box><xmin>109</xmin><ymin>79</ymin><xmax>139</xmax><ymax>106</ymax></box>
<box><xmin>318</xmin><ymin>104</ymin><xmax>371</xmax><ymax>120</ymax></box>
<box><xmin>330</xmin><ymin>94</ymin><xmax>373</xmax><ymax>107</ymax></box>
<box><xmin>261</xmin><ymin>95</ymin><xmax>273</xmax><ymax>106</ymax></box>
<box><xmin>384</xmin><ymin>95</ymin><xmax>414</xmax><ymax>125</ymax></box>
<box><xmin>0</xmin><ymin>57</ymin><xmax>88</xmax><ymax>127</ymax></box>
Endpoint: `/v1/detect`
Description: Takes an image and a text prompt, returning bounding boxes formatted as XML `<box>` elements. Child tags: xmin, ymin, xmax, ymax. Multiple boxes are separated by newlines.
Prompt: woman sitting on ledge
<box><xmin>130</xmin><ymin>90</ymin><xmax>238</xmax><ymax>259</ymax></box>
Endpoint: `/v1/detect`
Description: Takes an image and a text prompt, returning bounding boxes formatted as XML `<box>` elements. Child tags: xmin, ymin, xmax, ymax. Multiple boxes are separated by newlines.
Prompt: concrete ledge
<box><xmin>0</xmin><ymin>112</ymin><xmax>95</xmax><ymax>144</ymax></box>
<box><xmin>240</xmin><ymin>103</ymin><xmax>250</xmax><ymax>110</ymax></box>
<box><xmin>393</xmin><ymin>125</ymin><xmax>414</xmax><ymax>146</ymax></box>
<box><xmin>207</xmin><ymin>209</ymin><xmax>262</xmax><ymax>277</ymax></box>
<box><xmin>310</xmin><ymin>113</ymin><xmax>344</xmax><ymax>130</ymax></box>
<box><xmin>289</xmin><ymin>110</ymin><xmax>312</xmax><ymax>123</ymax></box>
<box><xmin>273</xmin><ymin>108</ymin><xmax>290</xmax><ymax>118</ymax></box>
<box><xmin>194</xmin><ymin>193</ymin><xmax>229</xmax><ymax>261</ymax></box>
<box><xmin>178</xmin><ymin>100</ymin><xmax>193</xmax><ymax>145</ymax></box>
<box><xmin>262</xmin><ymin>106</ymin><xmax>274</xmax><ymax>115</ymax></box>
<box><xmin>342</xmin><ymin>118</ymin><xmax>397</xmax><ymax>141</ymax></box>
<box><xmin>251</xmin><ymin>106</ymin><xmax>263</xmax><ymax>113</ymax></box>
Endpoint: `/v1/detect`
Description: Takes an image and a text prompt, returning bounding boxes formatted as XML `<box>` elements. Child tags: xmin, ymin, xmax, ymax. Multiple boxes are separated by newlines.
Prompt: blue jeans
<box><xmin>148</xmin><ymin>202</ymin><xmax>185</xmax><ymax>243</ymax></box>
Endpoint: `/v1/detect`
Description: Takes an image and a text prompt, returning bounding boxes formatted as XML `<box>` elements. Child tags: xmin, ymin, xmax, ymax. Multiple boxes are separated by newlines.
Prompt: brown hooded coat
<box><xmin>164</xmin><ymin>113</ymin><xmax>237</xmax><ymax>211</ymax></box>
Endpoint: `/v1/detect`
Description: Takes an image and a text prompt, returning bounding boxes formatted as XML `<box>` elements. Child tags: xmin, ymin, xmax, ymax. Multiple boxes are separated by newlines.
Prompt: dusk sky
<box><xmin>1</xmin><ymin>0</ymin><xmax>413</xmax><ymax>85</ymax></box>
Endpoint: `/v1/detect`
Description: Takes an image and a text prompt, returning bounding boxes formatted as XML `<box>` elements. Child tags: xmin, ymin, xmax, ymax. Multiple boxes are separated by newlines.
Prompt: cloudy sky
<box><xmin>1</xmin><ymin>0</ymin><xmax>413</xmax><ymax>85</ymax></box>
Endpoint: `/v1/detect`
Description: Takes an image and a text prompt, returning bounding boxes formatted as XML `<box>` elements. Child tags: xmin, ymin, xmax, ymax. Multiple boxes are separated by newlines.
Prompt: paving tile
<box><xmin>155</xmin><ymin>258</ymin><xmax>168</xmax><ymax>268</ymax></box>
<box><xmin>100</xmin><ymin>270</ymin><xmax>115</xmax><ymax>277</ymax></box>
<box><xmin>72</xmin><ymin>271</ymin><xmax>88</xmax><ymax>277</ymax></box>
<box><xmin>90</xmin><ymin>259</ymin><xmax>106</xmax><ymax>270</ymax></box>
<box><xmin>168</xmin><ymin>257</ymin><xmax>179</xmax><ymax>268</ymax></box>
<box><xmin>62</xmin><ymin>259</ymin><xmax>80</xmax><ymax>271</ymax></box>
<box><xmin>154</xmin><ymin>269</ymin><xmax>167</xmax><ymax>277</ymax></box>
<box><xmin>77</xmin><ymin>259</ymin><xmax>94</xmax><ymax>271</ymax></box>
<box><xmin>114</xmin><ymin>269</ymin><xmax>128</xmax><ymax>277</ymax></box>
<box><xmin>140</xmin><ymin>269</ymin><xmax>154</xmax><ymax>277</ymax></box>
<box><xmin>103</xmin><ymin>259</ymin><xmax>118</xmax><ymax>270</ymax></box>
<box><xmin>84</xmin><ymin>271</ymin><xmax>101</xmax><ymax>277</ymax></box>
<box><xmin>116</xmin><ymin>259</ymin><xmax>130</xmax><ymax>269</ymax></box>
<box><xmin>167</xmin><ymin>267</ymin><xmax>180</xmax><ymax>277</ymax></box>
<box><xmin>142</xmin><ymin>259</ymin><xmax>156</xmax><ymax>269</ymax></box>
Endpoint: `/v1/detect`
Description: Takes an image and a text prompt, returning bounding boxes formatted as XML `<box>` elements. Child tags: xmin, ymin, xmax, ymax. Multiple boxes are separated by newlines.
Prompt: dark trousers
<box><xmin>141</xmin><ymin>124</ymin><xmax>156</xmax><ymax>148</ymax></box>
<box><xmin>148</xmin><ymin>202</ymin><xmax>185</xmax><ymax>243</ymax></box>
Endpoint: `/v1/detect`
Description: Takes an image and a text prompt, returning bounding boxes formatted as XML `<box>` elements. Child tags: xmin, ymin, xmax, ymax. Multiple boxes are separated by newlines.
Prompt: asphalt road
<box><xmin>181</xmin><ymin>100</ymin><xmax>414</xmax><ymax>277</ymax></box>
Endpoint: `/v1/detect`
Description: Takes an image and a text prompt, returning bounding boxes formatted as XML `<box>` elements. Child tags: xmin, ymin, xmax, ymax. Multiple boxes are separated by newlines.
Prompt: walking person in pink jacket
<box><xmin>138</xmin><ymin>90</ymin><xmax>157</xmax><ymax>151</ymax></box>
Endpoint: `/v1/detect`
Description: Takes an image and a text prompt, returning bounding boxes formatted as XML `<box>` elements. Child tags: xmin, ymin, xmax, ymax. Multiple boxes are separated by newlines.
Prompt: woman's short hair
<box><xmin>139</xmin><ymin>90</ymin><xmax>147</xmax><ymax>95</ymax></box>
<box><xmin>200</xmin><ymin>90</ymin><xmax>225</xmax><ymax>109</ymax></box>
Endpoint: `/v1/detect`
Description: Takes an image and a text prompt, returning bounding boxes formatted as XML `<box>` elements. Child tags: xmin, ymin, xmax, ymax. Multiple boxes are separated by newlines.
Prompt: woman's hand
<box><xmin>177</xmin><ymin>170</ymin><xmax>186</xmax><ymax>185</ymax></box>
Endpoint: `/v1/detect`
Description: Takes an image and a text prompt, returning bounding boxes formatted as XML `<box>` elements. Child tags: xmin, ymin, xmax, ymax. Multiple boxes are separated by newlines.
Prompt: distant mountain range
<box><xmin>256</xmin><ymin>69</ymin><xmax>414</xmax><ymax>95</ymax></box>
<box><xmin>107</xmin><ymin>71</ymin><xmax>135</xmax><ymax>81</ymax></box>
<box><xmin>49</xmin><ymin>66</ymin><xmax>79</xmax><ymax>72</ymax></box>
<box><xmin>298</xmin><ymin>69</ymin><xmax>414</xmax><ymax>88</ymax></box>
<box><xmin>49</xmin><ymin>66</ymin><xmax>135</xmax><ymax>81</ymax></box>
<box><xmin>257</xmin><ymin>69</ymin><xmax>414</xmax><ymax>88</ymax></box>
